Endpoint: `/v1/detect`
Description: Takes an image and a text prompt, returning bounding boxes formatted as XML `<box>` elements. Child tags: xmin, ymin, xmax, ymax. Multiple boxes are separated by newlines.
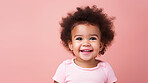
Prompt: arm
<box><xmin>105</xmin><ymin>62</ymin><xmax>117</xmax><ymax>83</ymax></box>
<box><xmin>54</xmin><ymin>80</ymin><xmax>58</xmax><ymax>83</ymax></box>
<box><xmin>54</xmin><ymin>80</ymin><xmax>116</xmax><ymax>83</ymax></box>
<box><xmin>53</xmin><ymin>61</ymin><xmax>66</xmax><ymax>83</ymax></box>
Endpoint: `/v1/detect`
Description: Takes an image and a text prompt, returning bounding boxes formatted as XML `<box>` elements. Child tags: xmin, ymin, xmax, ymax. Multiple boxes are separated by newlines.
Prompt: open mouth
<box><xmin>80</xmin><ymin>50</ymin><xmax>93</xmax><ymax>52</ymax></box>
<box><xmin>80</xmin><ymin>50</ymin><xmax>93</xmax><ymax>55</ymax></box>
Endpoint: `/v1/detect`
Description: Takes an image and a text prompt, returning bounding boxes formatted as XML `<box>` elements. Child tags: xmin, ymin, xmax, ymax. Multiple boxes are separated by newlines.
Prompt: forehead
<box><xmin>71</xmin><ymin>23</ymin><xmax>101</xmax><ymax>36</ymax></box>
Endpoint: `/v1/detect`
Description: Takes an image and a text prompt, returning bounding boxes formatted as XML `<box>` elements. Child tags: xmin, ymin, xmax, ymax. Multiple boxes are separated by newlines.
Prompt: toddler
<box><xmin>53</xmin><ymin>5</ymin><xmax>117</xmax><ymax>83</ymax></box>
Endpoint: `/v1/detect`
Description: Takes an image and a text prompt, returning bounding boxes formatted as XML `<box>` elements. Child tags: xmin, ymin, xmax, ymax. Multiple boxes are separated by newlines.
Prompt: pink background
<box><xmin>0</xmin><ymin>0</ymin><xmax>148</xmax><ymax>83</ymax></box>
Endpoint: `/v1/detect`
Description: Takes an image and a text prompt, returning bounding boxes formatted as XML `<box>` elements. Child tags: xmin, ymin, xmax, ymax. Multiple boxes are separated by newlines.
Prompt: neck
<box><xmin>74</xmin><ymin>58</ymin><xmax>100</xmax><ymax>68</ymax></box>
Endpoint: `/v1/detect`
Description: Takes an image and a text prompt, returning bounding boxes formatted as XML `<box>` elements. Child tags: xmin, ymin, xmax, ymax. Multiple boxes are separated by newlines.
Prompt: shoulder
<box><xmin>99</xmin><ymin>61</ymin><xmax>115</xmax><ymax>73</ymax></box>
<box><xmin>99</xmin><ymin>61</ymin><xmax>112</xmax><ymax>68</ymax></box>
<box><xmin>53</xmin><ymin>59</ymin><xmax>73</xmax><ymax>83</ymax></box>
<box><xmin>99</xmin><ymin>61</ymin><xmax>117</xmax><ymax>82</ymax></box>
<box><xmin>59</xmin><ymin>59</ymin><xmax>73</xmax><ymax>67</ymax></box>
<box><xmin>63</xmin><ymin>59</ymin><xmax>73</xmax><ymax>64</ymax></box>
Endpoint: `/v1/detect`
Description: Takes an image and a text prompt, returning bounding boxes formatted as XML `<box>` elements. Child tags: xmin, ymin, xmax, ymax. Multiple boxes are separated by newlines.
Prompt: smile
<box><xmin>80</xmin><ymin>50</ymin><xmax>93</xmax><ymax>52</ymax></box>
<box><xmin>80</xmin><ymin>50</ymin><xmax>93</xmax><ymax>55</ymax></box>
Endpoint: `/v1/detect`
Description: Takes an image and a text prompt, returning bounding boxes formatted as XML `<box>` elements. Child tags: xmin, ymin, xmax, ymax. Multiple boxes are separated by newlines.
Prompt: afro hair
<box><xmin>60</xmin><ymin>5</ymin><xmax>115</xmax><ymax>55</ymax></box>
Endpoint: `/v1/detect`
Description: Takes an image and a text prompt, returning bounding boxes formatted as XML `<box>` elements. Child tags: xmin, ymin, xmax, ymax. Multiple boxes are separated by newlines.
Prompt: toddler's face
<box><xmin>68</xmin><ymin>23</ymin><xmax>103</xmax><ymax>61</ymax></box>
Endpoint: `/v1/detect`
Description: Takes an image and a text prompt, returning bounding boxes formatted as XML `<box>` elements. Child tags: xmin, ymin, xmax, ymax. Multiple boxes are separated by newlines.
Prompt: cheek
<box><xmin>72</xmin><ymin>43</ymin><xmax>81</xmax><ymax>55</ymax></box>
<box><xmin>72</xmin><ymin>42</ymin><xmax>81</xmax><ymax>50</ymax></box>
<box><xmin>92</xmin><ymin>42</ymin><xmax>100</xmax><ymax>50</ymax></box>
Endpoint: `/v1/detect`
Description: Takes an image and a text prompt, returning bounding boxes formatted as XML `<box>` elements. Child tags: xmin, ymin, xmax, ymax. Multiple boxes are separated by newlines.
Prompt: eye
<box><xmin>76</xmin><ymin>37</ymin><xmax>82</xmax><ymax>40</ymax></box>
<box><xmin>90</xmin><ymin>37</ymin><xmax>97</xmax><ymax>40</ymax></box>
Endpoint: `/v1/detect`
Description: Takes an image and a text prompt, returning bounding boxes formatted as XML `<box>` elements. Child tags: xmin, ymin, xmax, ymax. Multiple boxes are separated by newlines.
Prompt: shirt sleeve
<box><xmin>52</xmin><ymin>61</ymin><xmax>66</xmax><ymax>83</ymax></box>
<box><xmin>105</xmin><ymin>62</ymin><xmax>117</xmax><ymax>83</ymax></box>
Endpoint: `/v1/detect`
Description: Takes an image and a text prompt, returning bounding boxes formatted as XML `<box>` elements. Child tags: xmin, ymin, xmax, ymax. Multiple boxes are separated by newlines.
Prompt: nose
<box><xmin>82</xmin><ymin>42</ymin><xmax>91</xmax><ymax>47</ymax></box>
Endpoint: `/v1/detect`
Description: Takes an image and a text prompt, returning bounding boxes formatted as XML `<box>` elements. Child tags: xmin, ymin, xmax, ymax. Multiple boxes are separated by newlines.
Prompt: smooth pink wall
<box><xmin>0</xmin><ymin>0</ymin><xmax>148</xmax><ymax>83</ymax></box>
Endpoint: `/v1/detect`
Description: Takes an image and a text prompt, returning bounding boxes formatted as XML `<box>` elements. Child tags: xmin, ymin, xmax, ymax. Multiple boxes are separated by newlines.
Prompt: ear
<box><xmin>99</xmin><ymin>42</ymin><xmax>104</xmax><ymax>51</ymax></box>
<box><xmin>68</xmin><ymin>41</ymin><xmax>73</xmax><ymax>51</ymax></box>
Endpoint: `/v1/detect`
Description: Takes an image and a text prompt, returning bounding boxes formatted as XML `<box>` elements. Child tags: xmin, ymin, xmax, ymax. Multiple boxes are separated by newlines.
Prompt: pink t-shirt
<box><xmin>53</xmin><ymin>59</ymin><xmax>117</xmax><ymax>83</ymax></box>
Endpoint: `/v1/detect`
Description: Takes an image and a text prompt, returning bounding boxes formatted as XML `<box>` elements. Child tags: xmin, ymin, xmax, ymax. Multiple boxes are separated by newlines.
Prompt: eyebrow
<box><xmin>74</xmin><ymin>34</ymin><xmax>98</xmax><ymax>38</ymax></box>
<box><xmin>89</xmin><ymin>34</ymin><xmax>99</xmax><ymax>37</ymax></box>
<box><xmin>74</xmin><ymin>35</ymin><xmax>82</xmax><ymax>38</ymax></box>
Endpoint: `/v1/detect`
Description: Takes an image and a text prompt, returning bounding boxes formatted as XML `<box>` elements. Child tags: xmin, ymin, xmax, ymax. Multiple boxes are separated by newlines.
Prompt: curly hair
<box><xmin>60</xmin><ymin>5</ymin><xmax>115</xmax><ymax>55</ymax></box>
